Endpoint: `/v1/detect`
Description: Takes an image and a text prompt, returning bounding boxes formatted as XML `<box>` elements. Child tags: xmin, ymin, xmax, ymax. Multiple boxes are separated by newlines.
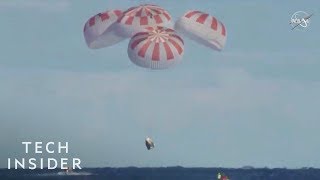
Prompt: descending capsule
<box><xmin>175</xmin><ymin>10</ymin><xmax>227</xmax><ymax>51</ymax></box>
<box><xmin>128</xmin><ymin>26</ymin><xmax>184</xmax><ymax>69</ymax></box>
<box><xmin>116</xmin><ymin>4</ymin><xmax>173</xmax><ymax>38</ymax></box>
<box><xmin>83</xmin><ymin>10</ymin><xmax>125</xmax><ymax>49</ymax></box>
<box><xmin>145</xmin><ymin>137</ymin><xmax>155</xmax><ymax>150</ymax></box>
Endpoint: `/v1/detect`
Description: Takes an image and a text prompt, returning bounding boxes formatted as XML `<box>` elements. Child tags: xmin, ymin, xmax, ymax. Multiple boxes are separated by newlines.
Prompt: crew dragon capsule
<box><xmin>145</xmin><ymin>137</ymin><xmax>155</xmax><ymax>150</ymax></box>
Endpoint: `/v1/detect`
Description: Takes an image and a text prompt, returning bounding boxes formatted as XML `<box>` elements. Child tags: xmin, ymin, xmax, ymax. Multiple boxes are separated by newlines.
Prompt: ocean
<box><xmin>1</xmin><ymin>167</ymin><xmax>320</xmax><ymax>180</ymax></box>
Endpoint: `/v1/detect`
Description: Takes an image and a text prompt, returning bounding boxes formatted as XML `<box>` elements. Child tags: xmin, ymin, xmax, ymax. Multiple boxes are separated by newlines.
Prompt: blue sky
<box><xmin>0</xmin><ymin>0</ymin><xmax>320</xmax><ymax>168</ymax></box>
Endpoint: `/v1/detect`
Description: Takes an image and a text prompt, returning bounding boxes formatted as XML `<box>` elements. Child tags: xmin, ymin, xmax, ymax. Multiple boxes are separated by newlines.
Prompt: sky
<box><xmin>0</xmin><ymin>0</ymin><xmax>320</xmax><ymax>169</ymax></box>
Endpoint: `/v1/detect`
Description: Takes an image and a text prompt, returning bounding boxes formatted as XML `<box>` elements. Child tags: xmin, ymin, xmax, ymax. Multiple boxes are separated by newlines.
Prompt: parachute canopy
<box><xmin>83</xmin><ymin>5</ymin><xmax>228</xmax><ymax>69</ymax></box>
<box><xmin>116</xmin><ymin>4</ymin><xmax>173</xmax><ymax>38</ymax></box>
<box><xmin>175</xmin><ymin>10</ymin><xmax>227</xmax><ymax>51</ymax></box>
<box><xmin>145</xmin><ymin>137</ymin><xmax>155</xmax><ymax>150</ymax></box>
<box><xmin>84</xmin><ymin>10</ymin><xmax>125</xmax><ymax>49</ymax></box>
<box><xmin>128</xmin><ymin>26</ymin><xmax>184</xmax><ymax>69</ymax></box>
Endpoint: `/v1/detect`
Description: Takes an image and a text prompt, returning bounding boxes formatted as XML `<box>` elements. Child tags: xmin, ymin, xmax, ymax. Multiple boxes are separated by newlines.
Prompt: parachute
<box><xmin>116</xmin><ymin>4</ymin><xmax>173</xmax><ymax>38</ymax></box>
<box><xmin>145</xmin><ymin>137</ymin><xmax>155</xmax><ymax>150</ymax></box>
<box><xmin>83</xmin><ymin>10</ymin><xmax>125</xmax><ymax>49</ymax></box>
<box><xmin>83</xmin><ymin>5</ymin><xmax>227</xmax><ymax>69</ymax></box>
<box><xmin>175</xmin><ymin>10</ymin><xmax>227</xmax><ymax>51</ymax></box>
<box><xmin>128</xmin><ymin>26</ymin><xmax>184</xmax><ymax>69</ymax></box>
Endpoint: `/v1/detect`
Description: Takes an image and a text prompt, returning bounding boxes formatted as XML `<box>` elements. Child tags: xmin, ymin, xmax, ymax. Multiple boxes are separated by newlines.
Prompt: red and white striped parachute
<box><xmin>116</xmin><ymin>4</ymin><xmax>173</xmax><ymax>38</ymax></box>
<box><xmin>128</xmin><ymin>26</ymin><xmax>184</xmax><ymax>69</ymax></box>
<box><xmin>84</xmin><ymin>10</ymin><xmax>125</xmax><ymax>49</ymax></box>
<box><xmin>83</xmin><ymin>6</ymin><xmax>228</xmax><ymax>69</ymax></box>
<box><xmin>175</xmin><ymin>10</ymin><xmax>227</xmax><ymax>51</ymax></box>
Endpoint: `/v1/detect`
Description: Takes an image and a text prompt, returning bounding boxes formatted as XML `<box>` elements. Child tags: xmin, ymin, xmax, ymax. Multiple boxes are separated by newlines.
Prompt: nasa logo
<box><xmin>290</xmin><ymin>11</ymin><xmax>313</xmax><ymax>30</ymax></box>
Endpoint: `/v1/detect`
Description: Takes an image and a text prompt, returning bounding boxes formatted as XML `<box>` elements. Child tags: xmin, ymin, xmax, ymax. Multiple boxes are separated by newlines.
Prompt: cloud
<box><xmin>1</xmin><ymin>66</ymin><xmax>319</xmax><ymax>133</ymax></box>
